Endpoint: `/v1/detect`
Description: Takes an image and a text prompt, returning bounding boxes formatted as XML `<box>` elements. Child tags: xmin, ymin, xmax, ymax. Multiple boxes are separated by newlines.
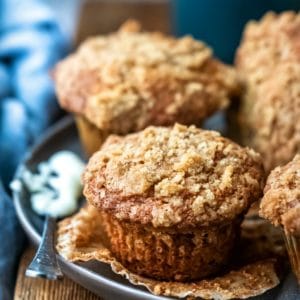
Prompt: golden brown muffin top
<box><xmin>260</xmin><ymin>154</ymin><xmax>300</xmax><ymax>235</ymax></box>
<box><xmin>235</xmin><ymin>11</ymin><xmax>300</xmax><ymax>172</ymax></box>
<box><xmin>236</xmin><ymin>11</ymin><xmax>300</xmax><ymax>85</ymax></box>
<box><xmin>54</xmin><ymin>20</ymin><xmax>239</xmax><ymax>134</ymax></box>
<box><xmin>83</xmin><ymin>124</ymin><xmax>264</xmax><ymax>229</ymax></box>
<box><xmin>240</xmin><ymin>62</ymin><xmax>300</xmax><ymax>173</ymax></box>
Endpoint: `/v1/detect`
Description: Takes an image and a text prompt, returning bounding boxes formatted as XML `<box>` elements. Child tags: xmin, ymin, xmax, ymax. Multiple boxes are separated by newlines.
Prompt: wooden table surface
<box><xmin>14</xmin><ymin>246</ymin><xmax>101</xmax><ymax>300</ymax></box>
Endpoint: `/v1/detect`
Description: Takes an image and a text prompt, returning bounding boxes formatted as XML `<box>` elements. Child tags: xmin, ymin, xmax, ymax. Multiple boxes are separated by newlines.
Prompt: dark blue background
<box><xmin>173</xmin><ymin>0</ymin><xmax>300</xmax><ymax>63</ymax></box>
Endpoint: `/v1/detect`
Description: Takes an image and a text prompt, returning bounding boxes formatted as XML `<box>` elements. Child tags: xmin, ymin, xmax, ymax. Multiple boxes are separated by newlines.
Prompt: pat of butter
<box><xmin>21</xmin><ymin>151</ymin><xmax>85</xmax><ymax>218</ymax></box>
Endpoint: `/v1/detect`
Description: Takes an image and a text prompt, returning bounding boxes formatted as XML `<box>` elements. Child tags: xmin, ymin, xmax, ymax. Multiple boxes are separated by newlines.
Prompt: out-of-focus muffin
<box><xmin>260</xmin><ymin>154</ymin><xmax>300</xmax><ymax>283</ymax></box>
<box><xmin>234</xmin><ymin>11</ymin><xmax>300</xmax><ymax>172</ymax></box>
<box><xmin>54</xmin><ymin>20</ymin><xmax>239</xmax><ymax>156</ymax></box>
<box><xmin>83</xmin><ymin>123</ymin><xmax>265</xmax><ymax>281</ymax></box>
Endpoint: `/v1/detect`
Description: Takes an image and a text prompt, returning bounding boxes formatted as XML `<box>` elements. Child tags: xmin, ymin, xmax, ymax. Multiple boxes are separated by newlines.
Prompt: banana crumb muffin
<box><xmin>83</xmin><ymin>124</ymin><xmax>264</xmax><ymax>281</ymax></box>
<box><xmin>260</xmin><ymin>154</ymin><xmax>300</xmax><ymax>233</ymax></box>
<box><xmin>260</xmin><ymin>154</ymin><xmax>300</xmax><ymax>283</ymax></box>
<box><xmin>54</xmin><ymin>20</ymin><xmax>239</xmax><ymax>156</ymax></box>
<box><xmin>235</xmin><ymin>11</ymin><xmax>300</xmax><ymax>172</ymax></box>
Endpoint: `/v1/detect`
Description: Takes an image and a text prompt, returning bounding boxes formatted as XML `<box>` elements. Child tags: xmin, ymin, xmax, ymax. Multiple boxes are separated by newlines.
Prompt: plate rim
<box><xmin>12</xmin><ymin>115</ymin><xmax>167</xmax><ymax>300</ymax></box>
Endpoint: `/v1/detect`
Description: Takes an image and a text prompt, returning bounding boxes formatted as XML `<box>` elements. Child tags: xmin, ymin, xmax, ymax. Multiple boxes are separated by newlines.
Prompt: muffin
<box><xmin>260</xmin><ymin>154</ymin><xmax>300</xmax><ymax>283</ymax></box>
<box><xmin>234</xmin><ymin>11</ymin><xmax>300</xmax><ymax>173</ymax></box>
<box><xmin>54</xmin><ymin>20</ymin><xmax>239</xmax><ymax>156</ymax></box>
<box><xmin>83</xmin><ymin>123</ymin><xmax>265</xmax><ymax>281</ymax></box>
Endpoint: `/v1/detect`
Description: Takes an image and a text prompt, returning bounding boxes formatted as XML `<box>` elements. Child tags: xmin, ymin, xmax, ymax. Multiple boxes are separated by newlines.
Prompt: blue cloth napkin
<box><xmin>0</xmin><ymin>1</ymin><xmax>66</xmax><ymax>299</ymax></box>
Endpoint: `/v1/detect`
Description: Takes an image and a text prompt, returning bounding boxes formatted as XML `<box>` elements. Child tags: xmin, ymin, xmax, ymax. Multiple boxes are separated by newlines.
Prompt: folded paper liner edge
<box><xmin>56</xmin><ymin>205</ymin><xmax>283</xmax><ymax>300</ymax></box>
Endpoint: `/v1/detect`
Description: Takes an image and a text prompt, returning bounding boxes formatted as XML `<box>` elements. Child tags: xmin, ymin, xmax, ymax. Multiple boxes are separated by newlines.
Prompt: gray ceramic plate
<box><xmin>13</xmin><ymin>116</ymin><xmax>296</xmax><ymax>300</ymax></box>
<box><xmin>12</xmin><ymin>116</ymin><xmax>171</xmax><ymax>300</ymax></box>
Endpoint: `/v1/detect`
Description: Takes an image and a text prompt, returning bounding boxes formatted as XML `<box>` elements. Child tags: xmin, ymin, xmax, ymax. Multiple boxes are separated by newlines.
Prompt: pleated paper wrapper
<box><xmin>56</xmin><ymin>205</ymin><xmax>286</xmax><ymax>300</ymax></box>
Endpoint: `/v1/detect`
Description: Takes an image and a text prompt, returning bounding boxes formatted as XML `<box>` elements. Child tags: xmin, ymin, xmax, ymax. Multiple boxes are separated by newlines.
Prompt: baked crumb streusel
<box><xmin>236</xmin><ymin>12</ymin><xmax>300</xmax><ymax>85</ymax></box>
<box><xmin>83</xmin><ymin>124</ymin><xmax>264</xmax><ymax>228</ymax></box>
<box><xmin>260</xmin><ymin>154</ymin><xmax>300</xmax><ymax>235</ymax></box>
<box><xmin>54</xmin><ymin>20</ymin><xmax>239</xmax><ymax>134</ymax></box>
<box><xmin>235</xmin><ymin>11</ymin><xmax>300</xmax><ymax>172</ymax></box>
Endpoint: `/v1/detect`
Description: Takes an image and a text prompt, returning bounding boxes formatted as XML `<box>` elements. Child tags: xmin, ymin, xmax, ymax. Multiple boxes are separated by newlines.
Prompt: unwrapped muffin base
<box><xmin>57</xmin><ymin>205</ymin><xmax>283</xmax><ymax>299</ymax></box>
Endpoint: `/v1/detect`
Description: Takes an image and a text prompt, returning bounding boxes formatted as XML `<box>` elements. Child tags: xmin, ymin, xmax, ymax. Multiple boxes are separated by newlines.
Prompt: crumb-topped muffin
<box><xmin>54</xmin><ymin>20</ymin><xmax>239</xmax><ymax>156</ymax></box>
<box><xmin>260</xmin><ymin>154</ymin><xmax>300</xmax><ymax>233</ymax></box>
<box><xmin>235</xmin><ymin>11</ymin><xmax>300</xmax><ymax>172</ymax></box>
<box><xmin>260</xmin><ymin>154</ymin><xmax>300</xmax><ymax>282</ymax></box>
<box><xmin>83</xmin><ymin>124</ymin><xmax>264</xmax><ymax>281</ymax></box>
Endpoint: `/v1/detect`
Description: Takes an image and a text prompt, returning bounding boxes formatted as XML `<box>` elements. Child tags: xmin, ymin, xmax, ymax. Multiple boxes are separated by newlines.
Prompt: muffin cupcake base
<box><xmin>57</xmin><ymin>204</ymin><xmax>282</xmax><ymax>299</ymax></box>
<box><xmin>99</xmin><ymin>210</ymin><xmax>241</xmax><ymax>282</ymax></box>
<box><xmin>75</xmin><ymin>116</ymin><xmax>107</xmax><ymax>157</ymax></box>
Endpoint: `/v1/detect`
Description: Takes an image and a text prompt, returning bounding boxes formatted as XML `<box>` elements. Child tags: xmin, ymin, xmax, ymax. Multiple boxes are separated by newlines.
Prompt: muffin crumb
<box><xmin>83</xmin><ymin>124</ymin><xmax>265</xmax><ymax>228</ymax></box>
<box><xmin>55</xmin><ymin>20</ymin><xmax>239</xmax><ymax>135</ymax></box>
<box><xmin>235</xmin><ymin>11</ymin><xmax>300</xmax><ymax>172</ymax></box>
<box><xmin>260</xmin><ymin>154</ymin><xmax>300</xmax><ymax>235</ymax></box>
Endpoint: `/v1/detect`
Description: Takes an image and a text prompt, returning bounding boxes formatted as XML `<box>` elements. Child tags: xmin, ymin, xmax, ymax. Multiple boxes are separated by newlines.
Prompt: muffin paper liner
<box><xmin>96</xmin><ymin>210</ymin><xmax>239</xmax><ymax>281</ymax></box>
<box><xmin>283</xmin><ymin>233</ymin><xmax>300</xmax><ymax>284</ymax></box>
<box><xmin>57</xmin><ymin>205</ymin><xmax>285</xmax><ymax>299</ymax></box>
<box><xmin>75</xmin><ymin>116</ymin><xmax>106</xmax><ymax>156</ymax></box>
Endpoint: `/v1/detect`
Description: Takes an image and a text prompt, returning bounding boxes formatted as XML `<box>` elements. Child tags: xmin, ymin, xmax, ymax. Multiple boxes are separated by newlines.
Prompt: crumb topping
<box><xmin>236</xmin><ymin>11</ymin><xmax>300</xmax><ymax>85</ymax></box>
<box><xmin>235</xmin><ymin>11</ymin><xmax>300</xmax><ymax>172</ymax></box>
<box><xmin>54</xmin><ymin>20</ymin><xmax>239</xmax><ymax>133</ymax></box>
<box><xmin>83</xmin><ymin>124</ymin><xmax>264</xmax><ymax>228</ymax></box>
<box><xmin>260</xmin><ymin>154</ymin><xmax>300</xmax><ymax>235</ymax></box>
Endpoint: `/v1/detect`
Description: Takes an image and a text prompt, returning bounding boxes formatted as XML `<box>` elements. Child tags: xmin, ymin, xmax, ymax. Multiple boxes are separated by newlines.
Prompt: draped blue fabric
<box><xmin>0</xmin><ymin>1</ymin><xmax>67</xmax><ymax>299</ymax></box>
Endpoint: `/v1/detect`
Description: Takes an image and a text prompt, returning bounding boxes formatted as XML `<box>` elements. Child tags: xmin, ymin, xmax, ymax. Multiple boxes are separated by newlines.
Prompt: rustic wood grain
<box><xmin>14</xmin><ymin>246</ymin><xmax>101</xmax><ymax>300</ymax></box>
